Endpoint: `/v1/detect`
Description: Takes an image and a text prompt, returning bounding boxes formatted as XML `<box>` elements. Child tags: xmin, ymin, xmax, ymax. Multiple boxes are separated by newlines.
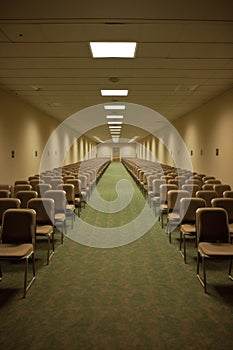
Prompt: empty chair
<box><xmin>57</xmin><ymin>184</ymin><xmax>76</xmax><ymax>227</ymax></box>
<box><xmin>166</xmin><ymin>190</ymin><xmax>190</xmax><ymax>243</ymax></box>
<box><xmin>211</xmin><ymin>197</ymin><xmax>233</xmax><ymax>241</ymax></box>
<box><xmin>16</xmin><ymin>190</ymin><xmax>38</xmax><ymax>208</ymax></box>
<box><xmin>0</xmin><ymin>190</ymin><xmax>10</xmax><ymax>198</ymax></box>
<box><xmin>66</xmin><ymin>178</ymin><xmax>83</xmax><ymax>216</ymax></box>
<box><xmin>213</xmin><ymin>184</ymin><xmax>231</xmax><ymax>197</ymax></box>
<box><xmin>14</xmin><ymin>180</ymin><xmax>30</xmax><ymax>185</ymax></box>
<box><xmin>196</xmin><ymin>207</ymin><xmax>233</xmax><ymax>293</ymax></box>
<box><xmin>13</xmin><ymin>184</ymin><xmax>32</xmax><ymax>197</ymax></box>
<box><xmin>159</xmin><ymin>184</ymin><xmax>178</xmax><ymax>228</ymax></box>
<box><xmin>28</xmin><ymin>198</ymin><xmax>55</xmax><ymax>265</ymax></box>
<box><xmin>36</xmin><ymin>183</ymin><xmax>52</xmax><ymax>198</ymax></box>
<box><xmin>44</xmin><ymin>190</ymin><xmax>67</xmax><ymax>244</ymax></box>
<box><xmin>29</xmin><ymin>179</ymin><xmax>44</xmax><ymax>191</ymax></box>
<box><xmin>179</xmin><ymin>197</ymin><xmax>206</xmax><ymax>263</ymax></box>
<box><xmin>50</xmin><ymin>178</ymin><xmax>63</xmax><ymax>189</ymax></box>
<box><xmin>0</xmin><ymin>208</ymin><xmax>36</xmax><ymax>298</ymax></box>
<box><xmin>202</xmin><ymin>176</ymin><xmax>215</xmax><ymax>183</ymax></box>
<box><xmin>182</xmin><ymin>184</ymin><xmax>200</xmax><ymax>197</ymax></box>
<box><xmin>0</xmin><ymin>198</ymin><xmax>21</xmax><ymax>228</ymax></box>
<box><xmin>204</xmin><ymin>179</ymin><xmax>221</xmax><ymax>184</ymax></box>
<box><xmin>202</xmin><ymin>184</ymin><xmax>214</xmax><ymax>191</ymax></box>
<box><xmin>223</xmin><ymin>190</ymin><xmax>233</xmax><ymax>198</ymax></box>
<box><xmin>196</xmin><ymin>190</ymin><xmax>218</xmax><ymax>206</ymax></box>
<box><xmin>150</xmin><ymin>179</ymin><xmax>166</xmax><ymax>210</ymax></box>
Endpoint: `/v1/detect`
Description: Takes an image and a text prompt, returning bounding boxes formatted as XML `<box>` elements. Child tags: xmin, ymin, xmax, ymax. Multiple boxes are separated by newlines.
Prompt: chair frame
<box><xmin>0</xmin><ymin>208</ymin><xmax>36</xmax><ymax>298</ymax></box>
<box><xmin>196</xmin><ymin>207</ymin><xmax>233</xmax><ymax>293</ymax></box>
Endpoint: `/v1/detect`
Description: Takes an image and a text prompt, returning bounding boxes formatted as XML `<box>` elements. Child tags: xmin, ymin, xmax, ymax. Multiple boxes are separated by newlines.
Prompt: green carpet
<box><xmin>0</xmin><ymin>162</ymin><xmax>233</xmax><ymax>350</ymax></box>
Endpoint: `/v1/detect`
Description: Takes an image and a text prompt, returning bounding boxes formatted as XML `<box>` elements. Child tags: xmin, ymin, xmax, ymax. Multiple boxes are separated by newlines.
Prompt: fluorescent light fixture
<box><xmin>104</xmin><ymin>105</ymin><xmax>126</xmax><ymax>110</ymax></box>
<box><xmin>107</xmin><ymin>121</ymin><xmax>123</xmax><ymax>125</ymax></box>
<box><xmin>110</xmin><ymin>131</ymin><xmax>121</xmax><ymax>134</ymax></box>
<box><xmin>106</xmin><ymin>115</ymin><xmax>123</xmax><ymax>119</ymax></box>
<box><xmin>109</xmin><ymin>126</ymin><xmax>121</xmax><ymax>129</ymax></box>
<box><xmin>101</xmin><ymin>89</ymin><xmax>128</xmax><ymax>96</ymax></box>
<box><xmin>90</xmin><ymin>42</ymin><xmax>137</xmax><ymax>58</ymax></box>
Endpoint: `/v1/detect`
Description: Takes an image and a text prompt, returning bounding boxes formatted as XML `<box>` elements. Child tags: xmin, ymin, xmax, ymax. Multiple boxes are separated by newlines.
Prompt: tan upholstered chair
<box><xmin>196</xmin><ymin>207</ymin><xmax>233</xmax><ymax>293</ymax></box>
<box><xmin>66</xmin><ymin>178</ymin><xmax>83</xmax><ymax>216</ymax></box>
<box><xmin>36</xmin><ymin>183</ymin><xmax>52</xmax><ymax>198</ymax></box>
<box><xmin>179</xmin><ymin>197</ymin><xmax>206</xmax><ymax>263</ymax></box>
<box><xmin>159</xmin><ymin>184</ymin><xmax>178</xmax><ymax>228</ymax></box>
<box><xmin>196</xmin><ymin>190</ymin><xmax>218</xmax><ymax>206</ymax></box>
<box><xmin>223</xmin><ymin>190</ymin><xmax>233</xmax><ymax>198</ymax></box>
<box><xmin>16</xmin><ymin>190</ymin><xmax>38</xmax><ymax>208</ymax></box>
<box><xmin>0</xmin><ymin>208</ymin><xmax>36</xmax><ymax>298</ymax></box>
<box><xmin>213</xmin><ymin>184</ymin><xmax>231</xmax><ymax>197</ymax></box>
<box><xmin>211</xmin><ymin>198</ymin><xmax>233</xmax><ymax>242</ymax></box>
<box><xmin>0</xmin><ymin>198</ymin><xmax>21</xmax><ymax>228</ymax></box>
<box><xmin>166</xmin><ymin>190</ymin><xmax>190</xmax><ymax>243</ymax></box>
<box><xmin>28</xmin><ymin>198</ymin><xmax>55</xmax><ymax>265</ymax></box>
<box><xmin>57</xmin><ymin>184</ymin><xmax>76</xmax><ymax>228</ymax></box>
<box><xmin>44</xmin><ymin>190</ymin><xmax>67</xmax><ymax>244</ymax></box>
<box><xmin>13</xmin><ymin>184</ymin><xmax>32</xmax><ymax>197</ymax></box>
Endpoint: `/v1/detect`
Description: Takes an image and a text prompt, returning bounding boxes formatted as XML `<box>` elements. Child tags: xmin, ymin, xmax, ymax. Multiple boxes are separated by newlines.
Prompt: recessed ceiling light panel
<box><xmin>104</xmin><ymin>105</ymin><xmax>126</xmax><ymax>110</ymax></box>
<box><xmin>101</xmin><ymin>90</ymin><xmax>128</xmax><ymax>96</ymax></box>
<box><xmin>90</xmin><ymin>42</ymin><xmax>137</xmax><ymax>58</ymax></box>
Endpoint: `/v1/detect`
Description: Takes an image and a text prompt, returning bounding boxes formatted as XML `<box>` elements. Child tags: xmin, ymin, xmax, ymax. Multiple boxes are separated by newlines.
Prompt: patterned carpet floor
<box><xmin>0</xmin><ymin>162</ymin><xmax>233</xmax><ymax>350</ymax></box>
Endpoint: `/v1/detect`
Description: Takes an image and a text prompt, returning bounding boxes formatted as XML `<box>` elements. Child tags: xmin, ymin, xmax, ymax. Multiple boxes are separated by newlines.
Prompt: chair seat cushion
<box><xmin>198</xmin><ymin>242</ymin><xmax>233</xmax><ymax>257</ymax></box>
<box><xmin>181</xmin><ymin>223</ymin><xmax>196</xmax><ymax>234</ymax></box>
<box><xmin>36</xmin><ymin>225</ymin><xmax>53</xmax><ymax>235</ymax></box>
<box><xmin>0</xmin><ymin>243</ymin><xmax>33</xmax><ymax>258</ymax></box>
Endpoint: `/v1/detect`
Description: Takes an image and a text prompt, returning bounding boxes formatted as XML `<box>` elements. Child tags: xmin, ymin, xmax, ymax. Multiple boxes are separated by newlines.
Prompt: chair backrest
<box><xmin>152</xmin><ymin>179</ymin><xmax>166</xmax><ymax>196</ymax></box>
<box><xmin>167</xmin><ymin>190</ymin><xmax>190</xmax><ymax>213</ymax></box>
<box><xmin>202</xmin><ymin>176</ymin><xmax>215</xmax><ymax>183</ymax></box>
<box><xmin>196</xmin><ymin>207</ymin><xmax>230</xmax><ymax>243</ymax></box>
<box><xmin>66</xmin><ymin>179</ymin><xmax>81</xmax><ymax>196</ymax></box>
<box><xmin>160</xmin><ymin>184</ymin><xmax>178</xmax><ymax>204</ymax></box>
<box><xmin>202</xmin><ymin>184</ymin><xmax>214</xmax><ymax>191</ymax></box>
<box><xmin>182</xmin><ymin>184</ymin><xmax>200</xmax><ymax>196</ymax></box>
<box><xmin>205</xmin><ymin>179</ymin><xmax>221</xmax><ymax>184</ymax></box>
<box><xmin>223</xmin><ymin>190</ymin><xmax>233</xmax><ymax>198</ymax></box>
<box><xmin>29</xmin><ymin>179</ymin><xmax>44</xmax><ymax>191</ymax></box>
<box><xmin>14</xmin><ymin>180</ymin><xmax>30</xmax><ymax>185</ymax></box>
<box><xmin>0</xmin><ymin>198</ymin><xmax>21</xmax><ymax>225</ymax></box>
<box><xmin>1</xmin><ymin>208</ymin><xmax>36</xmax><ymax>245</ymax></box>
<box><xmin>36</xmin><ymin>183</ymin><xmax>52</xmax><ymax>197</ymax></box>
<box><xmin>16</xmin><ymin>190</ymin><xmax>38</xmax><ymax>208</ymax></box>
<box><xmin>147</xmin><ymin>175</ymin><xmax>158</xmax><ymax>191</ymax></box>
<box><xmin>57</xmin><ymin>184</ymin><xmax>75</xmax><ymax>203</ymax></box>
<box><xmin>211</xmin><ymin>198</ymin><xmax>233</xmax><ymax>223</ymax></box>
<box><xmin>180</xmin><ymin>197</ymin><xmax>206</xmax><ymax>223</ymax></box>
<box><xmin>0</xmin><ymin>189</ymin><xmax>10</xmax><ymax>198</ymax></box>
<box><xmin>28</xmin><ymin>198</ymin><xmax>55</xmax><ymax>225</ymax></box>
<box><xmin>44</xmin><ymin>190</ymin><xmax>67</xmax><ymax>214</ymax></box>
<box><xmin>196</xmin><ymin>190</ymin><xmax>218</xmax><ymax>206</ymax></box>
<box><xmin>213</xmin><ymin>184</ymin><xmax>231</xmax><ymax>197</ymax></box>
<box><xmin>50</xmin><ymin>179</ymin><xmax>63</xmax><ymax>189</ymax></box>
<box><xmin>13</xmin><ymin>184</ymin><xmax>32</xmax><ymax>197</ymax></box>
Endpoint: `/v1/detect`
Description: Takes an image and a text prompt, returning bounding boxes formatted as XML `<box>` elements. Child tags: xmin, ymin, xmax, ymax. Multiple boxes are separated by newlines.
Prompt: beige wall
<box><xmin>173</xmin><ymin>88</ymin><xmax>233</xmax><ymax>188</ymax></box>
<box><xmin>0</xmin><ymin>89</ymin><xmax>59</xmax><ymax>185</ymax></box>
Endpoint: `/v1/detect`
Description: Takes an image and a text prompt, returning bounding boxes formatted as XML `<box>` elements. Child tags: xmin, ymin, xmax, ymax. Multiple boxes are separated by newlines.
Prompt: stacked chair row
<box><xmin>122</xmin><ymin>157</ymin><xmax>233</xmax><ymax>293</ymax></box>
<box><xmin>0</xmin><ymin>158</ymin><xmax>111</xmax><ymax>298</ymax></box>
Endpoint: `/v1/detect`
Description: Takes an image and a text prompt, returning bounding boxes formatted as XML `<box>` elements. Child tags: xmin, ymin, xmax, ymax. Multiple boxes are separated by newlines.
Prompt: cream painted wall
<box><xmin>173</xmin><ymin>88</ymin><xmax>233</xmax><ymax>188</ymax></box>
<box><xmin>0</xmin><ymin>89</ymin><xmax>59</xmax><ymax>184</ymax></box>
<box><xmin>97</xmin><ymin>143</ymin><xmax>136</xmax><ymax>160</ymax></box>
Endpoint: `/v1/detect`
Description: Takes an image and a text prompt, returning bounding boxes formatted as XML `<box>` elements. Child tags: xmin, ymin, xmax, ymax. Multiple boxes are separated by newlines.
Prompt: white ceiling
<box><xmin>0</xmin><ymin>0</ymin><xmax>233</xmax><ymax>141</ymax></box>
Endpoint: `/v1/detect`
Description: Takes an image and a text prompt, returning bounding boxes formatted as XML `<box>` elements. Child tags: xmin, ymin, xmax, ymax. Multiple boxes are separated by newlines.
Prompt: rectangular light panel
<box><xmin>90</xmin><ymin>42</ymin><xmax>137</xmax><ymax>58</ymax></box>
<box><xmin>101</xmin><ymin>90</ymin><xmax>128</xmax><ymax>96</ymax></box>
<box><xmin>104</xmin><ymin>105</ymin><xmax>126</xmax><ymax>110</ymax></box>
